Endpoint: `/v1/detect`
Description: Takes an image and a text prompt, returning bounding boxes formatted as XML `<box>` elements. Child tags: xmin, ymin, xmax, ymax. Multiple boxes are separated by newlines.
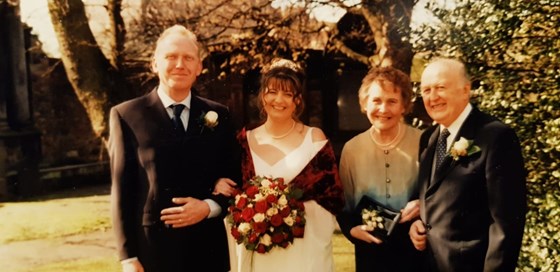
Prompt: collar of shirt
<box><xmin>157</xmin><ymin>88</ymin><xmax>192</xmax><ymax>130</ymax></box>
<box><xmin>157</xmin><ymin>88</ymin><xmax>192</xmax><ymax>111</ymax></box>
<box><xmin>439</xmin><ymin>103</ymin><xmax>473</xmax><ymax>151</ymax></box>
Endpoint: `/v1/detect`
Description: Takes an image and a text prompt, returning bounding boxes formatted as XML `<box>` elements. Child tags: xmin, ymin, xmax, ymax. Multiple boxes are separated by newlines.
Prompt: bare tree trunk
<box><xmin>107</xmin><ymin>0</ymin><xmax>126</xmax><ymax>69</ymax></box>
<box><xmin>47</xmin><ymin>0</ymin><xmax>129</xmax><ymax>141</ymax></box>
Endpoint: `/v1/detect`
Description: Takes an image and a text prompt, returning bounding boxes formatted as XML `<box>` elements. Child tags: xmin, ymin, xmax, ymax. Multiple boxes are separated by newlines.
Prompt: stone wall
<box><xmin>28</xmin><ymin>41</ymin><xmax>103</xmax><ymax>167</ymax></box>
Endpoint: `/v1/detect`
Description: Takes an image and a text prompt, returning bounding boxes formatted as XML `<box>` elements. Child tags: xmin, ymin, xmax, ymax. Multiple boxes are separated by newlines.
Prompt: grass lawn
<box><xmin>20</xmin><ymin>258</ymin><xmax>120</xmax><ymax>272</ymax></box>
<box><xmin>2</xmin><ymin>185</ymin><xmax>355</xmax><ymax>272</ymax></box>
<box><xmin>0</xmin><ymin>187</ymin><xmax>112</xmax><ymax>243</ymax></box>
<box><xmin>22</xmin><ymin>234</ymin><xmax>355</xmax><ymax>272</ymax></box>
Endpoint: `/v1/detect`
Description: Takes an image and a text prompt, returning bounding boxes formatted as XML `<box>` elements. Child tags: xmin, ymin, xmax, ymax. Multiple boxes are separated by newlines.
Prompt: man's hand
<box><xmin>409</xmin><ymin>219</ymin><xmax>427</xmax><ymax>251</ymax></box>
<box><xmin>400</xmin><ymin>199</ymin><xmax>420</xmax><ymax>223</ymax></box>
<box><xmin>160</xmin><ymin>197</ymin><xmax>210</xmax><ymax>228</ymax></box>
<box><xmin>349</xmin><ymin>225</ymin><xmax>383</xmax><ymax>244</ymax></box>
<box><xmin>122</xmin><ymin>259</ymin><xmax>144</xmax><ymax>272</ymax></box>
<box><xmin>212</xmin><ymin>178</ymin><xmax>237</xmax><ymax>196</ymax></box>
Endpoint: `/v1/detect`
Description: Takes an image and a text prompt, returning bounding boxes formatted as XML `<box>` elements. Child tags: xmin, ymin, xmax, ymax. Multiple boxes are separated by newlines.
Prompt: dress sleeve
<box><xmin>335</xmin><ymin>142</ymin><xmax>363</xmax><ymax>244</ymax></box>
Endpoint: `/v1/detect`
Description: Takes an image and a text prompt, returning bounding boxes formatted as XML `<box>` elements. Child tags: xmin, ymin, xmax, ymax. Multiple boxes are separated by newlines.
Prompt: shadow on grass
<box><xmin>12</xmin><ymin>183</ymin><xmax>111</xmax><ymax>203</ymax></box>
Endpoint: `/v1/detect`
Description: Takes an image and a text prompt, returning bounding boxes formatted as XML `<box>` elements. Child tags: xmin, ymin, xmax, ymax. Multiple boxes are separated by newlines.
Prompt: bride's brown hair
<box><xmin>257</xmin><ymin>58</ymin><xmax>306</xmax><ymax>120</ymax></box>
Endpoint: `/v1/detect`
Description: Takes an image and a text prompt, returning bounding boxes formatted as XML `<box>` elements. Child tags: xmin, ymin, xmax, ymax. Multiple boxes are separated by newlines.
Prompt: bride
<box><xmin>215</xmin><ymin>58</ymin><xmax>345</xmax><ymax>272</ymax></box>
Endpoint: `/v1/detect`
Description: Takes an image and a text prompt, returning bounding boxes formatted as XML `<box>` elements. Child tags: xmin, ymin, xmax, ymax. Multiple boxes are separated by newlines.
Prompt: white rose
<box><xmin>234</xmin><ymin>194</ymin><xmax>244</xmax><ymax>205</ymax></box>
<box><xmin>253</xmin><ymin>213</ymin><xmax>265</xmax><ymax>222</ymax></box>
<box><xmin>238</xmin><ymin>222</ymin><xmax>251</xmax><ymax>235</ymax></box>
<box><xmin>261</xmin><ymin>179</ymin><xmax>272</xmax><ymax>188</ymax></box>
<box><xmin>450</xmin><ymin>137</ymin><xmax>470</xmax><ymax>159</ymax></box>
<box><xmin>454</xmin><ymin>137</ymin><xmax>469</xmax><ymax>152</ymax></box>
<box><xmin>266</xmin><ymin>207</ymin><xmax>278</xmax><ymax>217</ymax></box>
<box><xmin>254</xmin><ymin>193</ymin><xmax>265</xmax><ymax>201</ymax></box>
<box><xmin>278</xmin><ymin>195</ymin><xmax>288</xmax><ymax>206</ymax></box>
<box><xmin>283</xmin><ymin>216</ymin><xmax>294</xmax><ymax>226</ymax></box>
<box><xmin>204</xmin><ymin>111</ymin><xmax>219</xmax><ymax>128</ymax></box>
<box><xmin>260</xmin><ymin>234</ymin><xmax>272</xmax><ymax>246</ymax></box>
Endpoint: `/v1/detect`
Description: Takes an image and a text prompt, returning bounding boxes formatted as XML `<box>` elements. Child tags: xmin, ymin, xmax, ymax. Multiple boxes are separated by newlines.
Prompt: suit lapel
<box><xmin>146</xmin><ymin>89</ymin><xmax>176</xmax><ymax>135</ymax></box>
<box><xmin>427</xmin><ymin>108</ymin><xmax>481</xmax><ymax>194</ymax></box>
<box><xmin>423</xmin><ymin>128</ymin><xmax>439</xmax><ymax>194</ymax></box>
<box><xmin>186</xmin><ymin>95</ymin><xmax>204</xmax><ymax>138</ymax></box>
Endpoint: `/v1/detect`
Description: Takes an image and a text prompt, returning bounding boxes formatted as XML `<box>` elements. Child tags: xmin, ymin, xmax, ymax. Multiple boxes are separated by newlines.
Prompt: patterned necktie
<box><xmin>171</xmin><ymin>104</ymin><xmax>186</xmax><ymax>137</ymax></box>
<box><xmin>435</xmin><ymin>128</ymin><xmax>450</xmax><ymax>171</ymax></box>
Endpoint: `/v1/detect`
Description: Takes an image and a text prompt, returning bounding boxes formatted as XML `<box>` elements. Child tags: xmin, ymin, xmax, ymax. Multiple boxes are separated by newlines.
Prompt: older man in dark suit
<box><xmin>409</xmin><ymin>58</ymin><xmax>527</xmax><ymax>271</ymax></box>
<box><xmin>109</xmin><ymin>25</ymin><xmax>239</xmax><ymax>272</ymax></box>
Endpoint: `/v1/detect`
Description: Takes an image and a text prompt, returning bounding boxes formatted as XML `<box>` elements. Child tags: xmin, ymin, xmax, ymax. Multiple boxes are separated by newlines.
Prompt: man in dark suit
<box><xmin>409</xmin><ymin>58</ymin><xmax>527</xmax><ymax>271</ymax></box>
<box><xmin>109</xmin><ymin>25</ymin><xmax>239</xmax><ymax>272</ymax></box>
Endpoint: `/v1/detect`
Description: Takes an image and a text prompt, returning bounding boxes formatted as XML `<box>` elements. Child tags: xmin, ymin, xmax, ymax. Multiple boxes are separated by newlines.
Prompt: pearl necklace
<box><xmin>265</xmin><ymin>120</ymin><xmax>296</xmax><ymax>139</ymax></box>
<box><xmin>370</xmin><ymin>123</ymin><xmax>401</xmax><ymax>149</ymax></box>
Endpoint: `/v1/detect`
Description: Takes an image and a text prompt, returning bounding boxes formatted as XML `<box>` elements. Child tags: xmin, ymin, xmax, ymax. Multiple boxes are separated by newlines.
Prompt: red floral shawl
<box><xmin>237</xmin><ymin>128</ymin><xmax>345</xmax><ymax>215</ymax></box>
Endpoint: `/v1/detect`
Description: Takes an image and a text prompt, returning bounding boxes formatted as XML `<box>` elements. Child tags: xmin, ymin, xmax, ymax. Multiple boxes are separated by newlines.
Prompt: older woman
<box><xmin>337</xmin><ymin>66</ymin><xmax>423</xmax><ymax>271</ymax></box>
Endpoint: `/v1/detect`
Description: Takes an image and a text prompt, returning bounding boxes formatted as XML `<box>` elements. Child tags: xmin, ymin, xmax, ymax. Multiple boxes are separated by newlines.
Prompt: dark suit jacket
<box><xmin>109</xmin><ymin>89</ymin><xmax>240</xmax><ymax>272</ymax></box>
<box><xmin>418</xmin><ymin>107</ymin><xmax>527</xmax><ymax>272</ymax></box>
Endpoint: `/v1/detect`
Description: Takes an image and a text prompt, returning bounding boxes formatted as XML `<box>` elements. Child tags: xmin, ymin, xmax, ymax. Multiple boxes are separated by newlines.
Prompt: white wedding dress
<box><xmin>227</xmin><ymin>128</ymin><xmax>337</xmax><ymax>272</ymax></box>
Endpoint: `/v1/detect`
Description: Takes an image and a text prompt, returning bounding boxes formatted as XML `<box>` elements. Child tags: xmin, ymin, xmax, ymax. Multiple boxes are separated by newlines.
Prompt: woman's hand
<box><xmin>212</xmin><ymin>178</ymin><xmax>237</xmax><ymax>196</ymax></box>
<box><xmin>400</xmin><ymin>199</ymin><xmax>420</xmax><ymax>223</ymax></box>
<box><xmin>349</xmin><ymin>225</ymin><xmax>383</xmax><ymax>244</ymax></box>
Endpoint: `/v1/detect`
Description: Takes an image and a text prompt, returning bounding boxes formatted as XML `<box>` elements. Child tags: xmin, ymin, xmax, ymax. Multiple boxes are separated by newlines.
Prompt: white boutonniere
<box><xmin>449</xmin><ymin>137</ymin><xmax>481</xmax><ymax>161</ymax></box>
<box><xmin>199</xmin><ymin>111</ymin><xmax>219</xmax><ymax>133</ymax></box>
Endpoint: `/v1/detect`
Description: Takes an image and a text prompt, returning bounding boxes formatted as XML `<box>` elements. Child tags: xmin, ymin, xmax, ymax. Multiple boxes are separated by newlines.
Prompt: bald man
<box><xmin>409</xmin><ymin>58</ymin><xmax>527</xmax><ymax>271</ymax></box>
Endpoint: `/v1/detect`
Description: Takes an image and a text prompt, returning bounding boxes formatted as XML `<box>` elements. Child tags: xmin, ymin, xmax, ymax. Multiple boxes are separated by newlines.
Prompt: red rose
<box><xmin>231</xmin><ymin>227</ymin><xmax>241</xmax><ymax>239</ymax></box>
<box><xmin>289</xmin><ymin>198</ymin><xmax>298</xmax><ymax>206</ymax></box>
<box><xmin>278</xmin><ymin>183</ymin><xmax>287</xmax><ymax>191</ymax></box>
<box><xmin>248</xmin><ymin>233</ymin><xmax>258</xmax><ymax>244</ymax></box>
<box><xmin>279</xmin><ymin>207</ymin><xmax>291</xmax><ymax>217</ymax></box>
<box><xmin>252</xmin><ymin>221</ymin><xmax>267</xmax><ymax>234</ymax></box>
<box><xmin>232</xmin><ymin>188</ymin><xmax>242</xmax><ymax>196</ymax></box>
<box><xmin>270</xmin><ymin>214</ymin><xmax>283</xmax><ymax>227</ymax></box>
<box><xmin>241</xmin><ymin>207</ymin><xmax>255</xmax><ymax>222</ymax></box>
<box><xmin>292</xmin><ymin>226</ymin><xmax>304</xmax><ymax>238</ymax></box>
<box><xmin>295</xmin><ymin>215</ymin><xmax>303</xmax><ymax>224</ymax></box>
<box><xmin>256</xmin><ymin>244</ymin><xmax>266</xmax><ymax>253</ymax></box>
<box><xmin>254</xmin><ymin>200</ymin><xmax>269</xmax><ymax>213</ymax></box>
<box><xmin>236</xmin><ymin>197</ymin><xmax>248</xmax><ymax>209</ymax></box>
<box><xmin>232</xmin><ymin>211</ymin><xmax>242</xmax><ymax>222</ymax></box>
<box><xmin>271</xmin><ymin>233</ymin><xmax>284</xmax><ymax>244</ymax></box>
<box><xmin>281</xmin><ymin>241</ymin><xmax>290</xmax><ymax>248</ymax></box>
<box><xmin>246</xmin><ymin>185</ymin><xmax>259</xmax><ymax>198</ymax></box>
<box><xmin>266</xmin><ymin>194</ymin><xmax>278</xmax><ymax>204</ymax></box>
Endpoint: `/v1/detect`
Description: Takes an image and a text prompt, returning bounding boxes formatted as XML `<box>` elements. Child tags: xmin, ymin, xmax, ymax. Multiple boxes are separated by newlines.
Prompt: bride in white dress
<box><xmin>215</xmin><ymin>59</ymin><xmax>344</xmax><ymax>272</ymax></box>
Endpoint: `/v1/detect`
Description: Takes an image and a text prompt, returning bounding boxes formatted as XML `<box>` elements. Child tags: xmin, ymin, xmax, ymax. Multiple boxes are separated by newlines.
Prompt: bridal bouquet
<box><xmin>227</xmin><ymin>176</ymin><xmax>306</xmax><ymax>254</ymax></box>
